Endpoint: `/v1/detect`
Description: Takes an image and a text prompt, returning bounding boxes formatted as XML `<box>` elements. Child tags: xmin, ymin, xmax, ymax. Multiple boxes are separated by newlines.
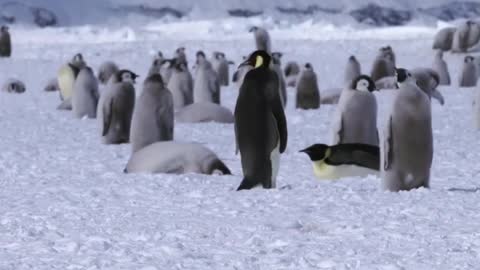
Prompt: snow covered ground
<box><xmin>1</xmin><ymin>23</ymin><xmax>480</xmax><ymax>269</ymax></box>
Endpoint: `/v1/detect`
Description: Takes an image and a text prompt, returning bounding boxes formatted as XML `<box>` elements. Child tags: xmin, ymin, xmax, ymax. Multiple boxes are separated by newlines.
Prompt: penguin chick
<box><xmin>467</xmin><ymin>20</ymin><xmax>480</xmax><ymax>48</ymax></box>
<box><xmin>284</xmin><ymin>61</ymin><xmax>300</xmax><ymax>87</ymax></box>
<box><xmin>212</xmin><ymin>52</ymin><xmax>230</xmax><ymax>86</ymax></box>
<box><xmin>459</xmin><ymin>55</ymin><xmax>477</xmax><ymax>87</ymax></box>
<box><xmin>235</xmin><ymin>50</ymin><xmax>287</xmax><ymax>190</ymax></box>
<box><xmin>371</xmin><ymin>47</ymin><xmax>395</xmax><ymax>82</ymax></box>
<box><xmin>72</xmin><ymin>67</ymin><xmax>99</xmax><ymax>119</ymax></box>
<box><xmin>345</xmin><ymin>55</ymin><xmax>362</xmax><ymax>86</ymax></box>
<box><xmin>2</xmin><ymin>79</ymin><xmax>25</xmax><ymax>93</ymax></box>
<box><xmin>130</xmin><ymin>73</ymin><xmax>174</xmax><ymax>153</ymax></box>
<box><xmin>432</xmin><ymin>50</ymin><xmax>451</xmax><ymax>85</ymax></box>
<box><xmin>411</xmin><ymin>68</ymin><xmax>445</xmax><ymax>105</ymax></box>
<box><xmin>433</xmin><ymin>27</ymin><xmax>455</xmax><ymax>51</ymax></box>
<box><xmin>249</xmin><ymin>26</ymin><xmax>272</xmax><ymax>53</ymax></box>
<box><xmin>167</xmin><ymin>59</ymin><xmax>194</xmax><ymax>110</ymax></box>
<box><xmin>0</xmin><ymin>25</ymin><xmax>11</xmax><ymax>57</ymax></box>
<box><xmin>296</xmin><ymin>63</ymin><xmax>320</xmax><ymax>110</ymax></box>
<box><xmin>332</xmin><ymin>75</ymin><xmax>378</xmax><ymax>146</ymax></box>
<box><xmin>300</xmin><ymin>143</ymin><xmax>380</xmax><ymax>180</ymax></box>
<box><xmin>452</xmin><ymin>22</ymin><xmax>471</xmax><ymax>53</ymax></box>
<box><xmin>382</xmin><ymin>68</ymin><xmax>433</xmax><ymax>192</ymax></box>
<box><xmin>98</xmin><ymin>61</ymin><xmax>119</xmax><ymax>85</ymax></box>
<box><xmin>193</xmin><ymin>51</ymin><xmax>220</xmax><ymax>104</ymax></box>
<box><xmin>271</xmin><ymin>52</ymin><xmax>287</xmax><ymax>107</ymax></box>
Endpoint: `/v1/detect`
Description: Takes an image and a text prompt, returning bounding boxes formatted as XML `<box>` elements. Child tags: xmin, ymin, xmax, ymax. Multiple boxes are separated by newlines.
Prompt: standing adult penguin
<box><xmin>72</xmin><ymin>67</ymin><xmax>99</xmax><ymax>119</ymax></box>
<box><xmin>130</xmin><ymin>73</ymin><xmax>174</xmax><ymax>153</ymax></box>
<box><xmin>234</xmin><ymin>50</ymin><xmax>288</xmax><ymax>190</ymax></box>
<box><xmin>0</xmin><ymin>25</ymin><xmax>11</xmax><ymax>57</ymax></box>
<box><xmin>193</xmin><ymin>51</ymin><xmax>220</xmax><ymax>104</ymax></box>
<box><xmin>99</xmin><ymin>69</ymin><xmax>138</xmax><ymax>144</ymax></box>
<box><xmin>211</xmin><ymin>52</ymin><xmax>231</xmax><ymax>87</ymax></box>
<box><xmin>459</xmin><ymin>55</ymin><xmax>478</xmax><ymax>87</ymax></box>
<box><xmin>167</xmin><ymin>59</ymin><xmax>193</xmax><ymax>110</ymax></box>
<box><xmin>284</xmin><ymin>61</ymin><xmax>300</xmax><ymax>87</ymax></box>
<box><xmin>331</xmin><ymin>75</ymin><xmax>379</xmax><ymax>146</ymax></box>
<box><xmin>296</xmin><ymin>63</ymin><xmax>320</xmax><ymax>110</ymax></box>
<box><xmin>433</xmin><ymin>27</ymin><xmax>456</xmax><ymax>51</ymax></box>
<box><xmin>344</xmin><ymin>55</ymin><xmax>362</xmax><ymax>86</ymax></box>
<box><xmin>432</xmin><ymin>50</ymin><xmax>451</xmax><ymax>85</ymax></box>
<box><xmin>371</xmin><ymin>47</ymin><xmax>395</xmax><ymax>82</ymax></box>
<box><xmin>249</xmin><ymin>26</ymin><xmax>272</xmax><ymax>53</ymax></box>
<box><xmin>383</xmin><ymin>68</ymin><xmax>433</xmax><ymax>191</ymax></box>
<box><xmin>271</xmin><ymin>52</ymin><xmax>287</xmax><ymax>107</ymax></box>
<box><xmin>97</xmin><ymin>61</ymin><xmax>119</xmax><ymax>85</ymax></box>
<box><xmin>57</xmin><ymin>53</ymin><xmax>87</xmax><ymax>109</ymax></box>
<box><xmin>452</xmin><ymin>21</ymin><xmax>471</xmax><ymax>53</ymax></box>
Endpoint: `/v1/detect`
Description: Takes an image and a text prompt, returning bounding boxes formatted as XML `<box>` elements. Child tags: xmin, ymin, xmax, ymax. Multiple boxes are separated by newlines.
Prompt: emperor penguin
<box><xmin>271</xmin><ymin>52</ymin><xmax>287</xmax><ymax>107</ymax></box>
<box><xmin>331</xmin><ymin>75</ymin><xmax>379</xmax><ymax>146</ymax></box>
<box><xmin>193</xmin><ymin>51</ymin><xmax>220</xmax><ymax>104</ymax></box>
<box><xmin>97</xmin><ymin>61</ymin><xmax>119</xmax><ymax>85</ymax></box>
<box><xmin>130</xmin><ymin>74</ymin><xmax>174</xmax><ymax>154</ymax></box>
<box><xmin>432</xmin><ymin>27</ymin><xmax>455</xmax><ymax>51</ymax></box>
<box><xmin>296</xmin><ymin>63</ymin><xmax>320</xmax><ymax>110</ymax></box>
<box><xmin>99</xmin><ymin>69</ymin><xmax>138</xmax><ymax>144</ymax></box>
<box><xmin>452</xmin><ymin>22</ymin><xmax>471</xmax><ymax>53</ymax></box>
<box><xmin>249</xmin><ymin>26</ymin><xmax>272</xmax><ymax>53</ymax></box>
<box><xmin>459</xmin><ymin>55</ymin><xmax>477</xmax><ymax>87</ymax></box>
<box><xmin>432</xmin><ymin>50</ymin><xmax>451</xmax><ymax>85</ymax></box>
<box><xmin>57</xmin><ymin>53</ymin><xmax>87</xmax><ymax>108</ymax></box>
<box><xmin>345</xmin><ymin>55</ymin><xmax>362</xmax><ymax>86</ymax></box>
<box><xmin>410</xmin><ymin>68</ymin><xmax>445</xmax><ymax>105</ymax></box>
<box><xmin>2</xmin><ymin>79</ymin><xmax>25</xmax><ymax>93</ymax></box>
<box><xmin>382</xmin><ymin>68</ymin><xmax>433</xmax><ymax>191</ymax></box>
<box><xmin>0</xmin><ymin>25</ymin><xmax>11</xmax><ymax>57</ymax></box>
<box><xmin>175</xmin><ymin>102</ymin><xmax>234</xmax><ymax>123</ymax></box>
<box><xmin>284</xmin><ymin>61</ymin><xmax>300</xmax><ymax>87</ymax></box>
<box><xmin>72</xmin><ymin>67</ymin><xmax>99</xmax><ymax>119</ymax></box>
<box><xmin>300</xmin><ymin>143</ymin><xmax>380</xmax><ymax>180</ymax></box>
<box><xmin>467</xmin><ymin>21</ymin><xmax>480</xmax><ymax>48</ymax></box>
<box><xmin>232</xmin><ymin>56</ymin><xmax>252</xmax><ymax>88</ymax></box>
<box><xmin>234</xmin><ymin>50</ymin><xmax>288</xmax><ymax>190</ymax></box>
<box><xmin>371</xmin><ymin>47</ymin><xmax>395</xmax><ymax>82</ymax></box>
<box><xmin>147</xmin><ymin>52</ymin><xmax>172</xmax><ymax>83</ymax></box>
<box><xmin>175</xmin><ymin>47</ymin><xmax>188</xmax><ymax>65</ymax></box>
<box><xmin>211</xmin><ymin>52</ymin><xmax>231</xmax><ymax>86</ymax></box>
<box><xmin>124</xmin><ymin>141</ymin><xmax>231</xmax><ymax>175</ymax></box>
<box><xmin>167</xmin><ymin>59</ymin><xmax>194</xmax><ymax>110</ymax></box>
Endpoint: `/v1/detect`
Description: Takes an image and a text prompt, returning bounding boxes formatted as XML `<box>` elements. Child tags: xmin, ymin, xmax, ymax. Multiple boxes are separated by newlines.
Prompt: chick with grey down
<box><xmin>296</xmin><ymin>63</ymin><xmax>320</xmax><ymax>110</ymax></box>
<box><xmin>72</xmin><ymin>67</ymin><xmax>99</xmax><ymax>119</ymax></box>
<box><xmin>167</xmin><ymin>58</ymin><xmax>194</xmax><ymax>110</ymax></box>
<box><xmin>459</xmin><ymin>56</ymin><xmax>477</xmax><ymax>87</ymax></box>
<box><xmin>193</xmin><ymin>51</ymin><xmax>220</xmax><ymax>104</ymax></box>
<box><xmin>344</xmin><ymin>55</ymin><xmax>361</xmax><ymax>86</ymax></box>
<box><xmin>371</xmin><ymin>46</ymin><xmax>396</xmax><ymax>82</ymax></box>
<box><xmin>130</xmin><ymin>73</ymin><xmax>174</xmax><ymax>154</ymax></box>
<box><xmin>97</xmin><ymin>61</ymin><xmax>119</xmax><ymax>85</ymax></box>
<box><xmin>432</xmin><ymin>50</ymin><xmax>450</xmax><ymax>85</ymax></box>
<box><xmin>211</xmin><ymin>52</ymin><xmax>231</xmax><ymax>86</ymax></box>
<box><xmin>284</xmin><ymin>61</ymin><xmax>300</xmax><ymax>87</ymax></box>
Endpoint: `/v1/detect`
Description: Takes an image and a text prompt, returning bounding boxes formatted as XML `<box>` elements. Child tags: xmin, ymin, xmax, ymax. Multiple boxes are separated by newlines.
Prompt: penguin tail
<box><xmin>236</xmin><ymin>177</ymin><xmax>259</xmax><ymax>191</ymax></box>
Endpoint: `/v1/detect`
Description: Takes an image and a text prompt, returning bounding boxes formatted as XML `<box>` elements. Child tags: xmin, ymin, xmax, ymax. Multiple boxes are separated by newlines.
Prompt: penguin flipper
<box><xmin>102</xmin><ymin>99</ymin><xmax>114</xmax><ymax>137</ymax></box>
<box><xmin>431</xmin><ymin>89</ymin><xmax>445</xmax><ymax>105</ymax></box>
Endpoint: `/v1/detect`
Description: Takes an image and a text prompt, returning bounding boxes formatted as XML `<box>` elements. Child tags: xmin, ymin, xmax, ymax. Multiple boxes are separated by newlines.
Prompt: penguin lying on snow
<box><xmin>2</xmin><ymin>79</ymin><xmax>26</xmax><ymax>93</ymax></box>
<box><xmin>176</xmin><ymin>102</ymin><xmax>234</xmax><ymax>124</ymax></box>
<box><xmin>125</xmin><ymin>141</ymin><xmax>231</xmax><ymax>175</ymax></box>
<box><xmin>300</xmin><ymin>143</ymin><xmax>380</xmax><ymax>180</ymax></box>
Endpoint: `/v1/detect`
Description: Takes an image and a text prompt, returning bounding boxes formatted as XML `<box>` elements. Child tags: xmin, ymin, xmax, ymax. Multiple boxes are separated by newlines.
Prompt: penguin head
<box><xmin>395</xmin><ymin>68</ymin><xmax>414</xmax><ymax>85</ymax></box>
<box><xmin>304</xmin><ymin>63</ymin><xmax>313</xmax><ymax>70</ymax></box>
<box><xmin>300</xmin><ymin>144</ymin><xmax>331</xmax><ymax>162</ymax></box>
<box><xmin>348</xmin><ymin>55</ymin><xmax>357</xmax><ymax>62</ymax></box>
<box><xmin>351</xmin><ymin>75</ymin><xmax>376</xmax><ymax>92</ymax></box>
<box><xmin>249</xmin><ymin>26</ymin><xmax>258</xmax><ymax>33</ymax></box>
<box><xmin>117</xmin><ymin>70</ymin><xmax>139</xmax><ymax>84</ymax></box>
<box><xmin>465</xmin><ymin>56</ymin><xmax>475</xmax><ymax>63</ymax></box>
<box><xmin>238</xmin><ymin>50</ymin><xmax>271</xmax><ymax>69</ymax></box>
<box><xmin>72</xmin><ymin>53</ymin><xmax>83</xmax><ymax>62</ymax></box>
<box><xmin>271</xmin><ymin>52</ymin><xmax>283</xmax><ymax>65</ymax></box>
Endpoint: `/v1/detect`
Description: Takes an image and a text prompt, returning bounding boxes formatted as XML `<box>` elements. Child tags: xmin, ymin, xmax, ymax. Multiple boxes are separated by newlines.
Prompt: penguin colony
<box><xmin>2</xmin><ymin>21</ymin><xmax>480</xmax><ymax>193</ymax></box>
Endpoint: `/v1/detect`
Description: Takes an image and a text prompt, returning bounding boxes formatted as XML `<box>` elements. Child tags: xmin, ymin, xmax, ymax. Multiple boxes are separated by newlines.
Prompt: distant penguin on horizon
<box><xmin>235</xmin><ymin>50</ymin><xmax>288</xmax><ymax>190</ymax></box>
<box><xmin>296</xmin><ymin>63</ymin><xmax>320</xmax><ymax>110</ymax></box>
<box><xmin>249</xmin><ymin>26</ymin><xmax>272</xmax><ymax>53</ymax></box>
<box><xmin>72</xmin><ymin>67</ymin><xmax>99</xmax><ymax>119</ymax></box>
<box><xmin>130</xmin><ymin>73</ymin><xmax>174</xmax><ymax>153</ymax></box>
<box><xmin>0</xmin><ymin>25</ymin><xmax>11</xmax><ymax>57</ymax></box>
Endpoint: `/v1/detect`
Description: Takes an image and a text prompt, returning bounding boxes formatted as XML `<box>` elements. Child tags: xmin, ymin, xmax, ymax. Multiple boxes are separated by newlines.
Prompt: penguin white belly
<box><xmin>58</xmin><ymin>65</ymin><xmax>75</xmax><ymax>100</ymax></box>
<box><xmin>270</xmin><ymin>140</ymin><xmax>280</xmax><ymax>188</ymax></box>
<box><xmin>313</xmin><ymin>161</ymin><xmax>378</xmax><ymax>180</ymax></box>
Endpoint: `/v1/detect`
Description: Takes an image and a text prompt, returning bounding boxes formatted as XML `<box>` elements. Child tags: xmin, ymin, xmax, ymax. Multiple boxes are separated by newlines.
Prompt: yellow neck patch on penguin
<box><xmin>255</xmin><ymin>55</ymin><xmax>264</xmax><ymax>68</ymax></box>
<box><xmin>312</xmin><ymin>160</ymin><xmax>336</xmax><ymax>180</ymax></box>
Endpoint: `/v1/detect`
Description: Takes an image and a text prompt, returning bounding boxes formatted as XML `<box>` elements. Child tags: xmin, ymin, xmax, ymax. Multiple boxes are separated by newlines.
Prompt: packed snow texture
<box><xmin>1</xmin><ymin>22</ymin><xmax>480</xmax><ymax>269</ymax></box>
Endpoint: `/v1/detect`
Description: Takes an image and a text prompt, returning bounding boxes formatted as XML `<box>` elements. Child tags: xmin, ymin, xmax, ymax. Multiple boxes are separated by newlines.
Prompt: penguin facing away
<box><xmin>72</xmin><ymin>67</ymin><xmax>99</xmax><ymax>119</ymax></box>
<box><xmin>271</xmin><ymin>52</ymin><xmax>287</xmax><ymax>107</ymax></box>
<box><xmin>100</xmin><ymin>69</ymin><xmax>138</xmax><ymax>144</ymax></box>
<box><xmin>332</xmin><ymin>75</ymin><xmax>379</xmax><ymax>146</ymax></box>
<box><xmin>284</xmin><ymin>61</ymin><xmax>300</xmax><ymax>87</ymax></box>
<box><xmin>130</xmin><ymin>73</ymin><xmax>174</xmax><ymax>154</ymax></box>
<box><xmin>296</xmin><ymin>63</ymin><xmax>320</xmax><ymax>110</ymax></box>
<box><xmin>432</xmin><ymin>50</ymin><xmax>451</xmax><ymax>85</ymax></box>
<box><xmin>345</xmin><ymin>55</ymin><xmax>362</xmax><ymax>86</ymax></box>
<box><xmin>300</xmin><ymin>143</ymin><xmax>380</xmax><ymax>180</ymax></box>
<box><xmin>167</xmin><ymin>59</ymin><xmax>194</xmax><ymax>110</ymax></box>
<box><xmin>234</xmin><ymin>50</ymin><xmax>288</xmax><ymax>190</ymax></box>
<box><xmin>98</xmin><ymin>61</ymin><xmax>119</xmax><ymax>85</ymax></box>
<box><xmin>433</xmin><ymin>27</ymin><xmax>455</xmax><ymax>51</ymax></box>
<box><xmin>382</xmin><ymin>68</ymin><xmax>433</xmax><ymax>192</ymax></box>
<box><xmin>212</xmin><ymin>52</ymin><xmax>231</xmax><ymax>86</ymax></box>
<box><xmin>2</xmin><ymin>79</ymin><xmax>25</xmax><ymax>93</ymax></box>
<box><xmin>0</xmin><ymin>25</ymin><xmax>11</xmax><ymax>57</ymax></box>
<box><xmin>193</xmin><ymin>51</ymin><xmax>220</xmax><ymax>104</ymax></box>
<box><xmin>371</xmin><ymin>47</ymin><xmax>395</xmax><ymax>82</ymax></box>
<box><xmin>460</xmin><ymin>56</ymin><xmax>478</xmax><ymax>87</ymax></box>
<box><xmin>249</xmin><ymin>26</ymin><xmax>272</xmax><ymax>53</ymax></box>
<box><xmin>124</xmin><ymin>141</ymin><xmax>231</xmax><ymax>175</ymax></box>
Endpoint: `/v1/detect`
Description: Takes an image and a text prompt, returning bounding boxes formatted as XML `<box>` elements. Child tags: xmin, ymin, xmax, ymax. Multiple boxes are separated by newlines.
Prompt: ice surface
<box><xmin>0</xmin><ymin>23</ymin><xmax>480</xmax><ymax>269</ymax></box>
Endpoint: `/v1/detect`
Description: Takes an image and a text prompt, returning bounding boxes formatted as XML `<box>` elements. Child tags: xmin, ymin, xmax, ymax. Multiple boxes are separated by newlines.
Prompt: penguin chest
<box><xmin>58</xmin><ymin>65</ymin><xmax>76</xmax><ymax>100</ymax></box>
